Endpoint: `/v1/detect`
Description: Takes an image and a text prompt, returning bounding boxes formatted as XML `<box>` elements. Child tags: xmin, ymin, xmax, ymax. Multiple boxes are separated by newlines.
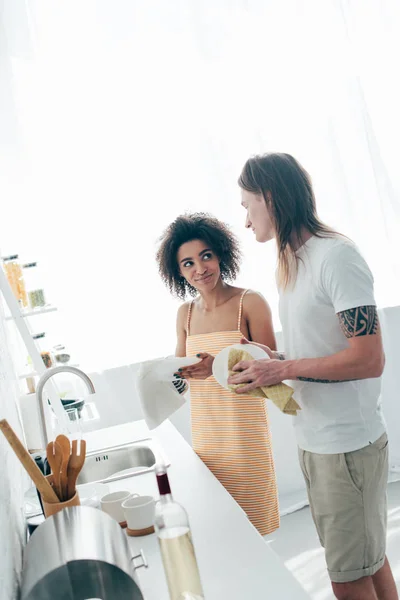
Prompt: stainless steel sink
<box><xmin>77</xmin><ymin>438</ymin><xmax>169</xmax><ymax>485</ymax></box>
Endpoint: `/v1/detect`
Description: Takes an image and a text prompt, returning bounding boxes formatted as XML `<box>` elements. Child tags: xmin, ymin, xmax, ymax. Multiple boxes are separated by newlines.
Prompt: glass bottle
<box><xmin>154</xmin><ymin>464</ymin><xmax>205</xmax><ymax>600</ymax></box>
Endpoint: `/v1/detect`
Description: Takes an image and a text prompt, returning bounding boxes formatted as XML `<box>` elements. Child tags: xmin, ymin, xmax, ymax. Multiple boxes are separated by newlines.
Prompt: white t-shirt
<box><xmin>279</xmin><ymin>235</ymin><xmax>386</xmax><ymax>454</ymax></box>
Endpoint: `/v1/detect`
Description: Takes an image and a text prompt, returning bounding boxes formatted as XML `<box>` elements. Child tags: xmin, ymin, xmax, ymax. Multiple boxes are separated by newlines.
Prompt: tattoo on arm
<box><xmin>338</xmin><ymin>306</ymin><xmax>378</xmax><ymax>338</ymax></box>
<box><xmin>275</xmin><ymin>352</ymin><xmax>285</xmax><ymax>361</ymax></box>
<box><xmin>296</xmin><ymin>306</ymin><xmax>378</xmax><ymax>383</ymax></box>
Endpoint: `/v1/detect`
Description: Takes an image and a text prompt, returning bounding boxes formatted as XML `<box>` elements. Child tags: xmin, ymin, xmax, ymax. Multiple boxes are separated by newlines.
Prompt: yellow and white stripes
<box><xmin>186</xmin><ymin>293</ymin><xmax>279</xmax><ymax>536</ymax></box>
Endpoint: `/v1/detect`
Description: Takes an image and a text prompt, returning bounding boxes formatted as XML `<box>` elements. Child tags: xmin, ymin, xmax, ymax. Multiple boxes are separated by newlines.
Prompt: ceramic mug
<box><xmin>100</xmin><ymin>490</ymin><xmax>137</xmax><ymax>526</ymax></box>
<box><xmin>122</xmin><ymin>495</ymin><xmax>156</xmax><ymax>536</ymax></box>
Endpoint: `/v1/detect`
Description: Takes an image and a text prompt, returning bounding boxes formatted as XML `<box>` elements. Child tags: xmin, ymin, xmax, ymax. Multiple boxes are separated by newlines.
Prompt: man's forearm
<box><xmin>282</xmin><ymin>306</ymin><xmax>384</xmax><ymax>383</ymax></box>
<box><xmin>283</xmin><ymin>347</ymin><xmax>384</xmax><ymax>383</ymax></box>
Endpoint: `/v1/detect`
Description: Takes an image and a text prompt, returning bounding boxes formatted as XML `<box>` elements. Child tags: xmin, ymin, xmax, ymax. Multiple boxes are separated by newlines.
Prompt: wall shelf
<box><xmin>5</xmin><ymin>306</ymin><xmax>57</xmax><ymax>320</ymax></box>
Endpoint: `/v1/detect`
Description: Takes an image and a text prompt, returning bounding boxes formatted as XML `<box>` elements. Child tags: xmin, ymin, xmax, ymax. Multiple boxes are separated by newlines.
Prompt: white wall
<box><xmin>0</xmin><ymin>306</ymin><xmax>29</xmax><ymax>599</ymax></box>
<box><xmin>380</xmin><ymin>307</ymin><xmax>400</xmax><ymax>472</ymax></box>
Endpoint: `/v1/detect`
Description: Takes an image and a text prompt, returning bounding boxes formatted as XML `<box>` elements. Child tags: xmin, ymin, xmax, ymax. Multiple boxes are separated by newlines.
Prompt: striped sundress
<box><xmin>186</xmin><ymin>290</ymin><xmax>280</xmax><ymax>536</ymax></box>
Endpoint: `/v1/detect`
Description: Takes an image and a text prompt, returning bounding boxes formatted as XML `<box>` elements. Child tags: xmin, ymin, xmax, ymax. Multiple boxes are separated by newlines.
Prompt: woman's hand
<box><xmin>174</xmin><ymin>353</ymin><xmax>214</xmax><ymax>380</ymax></box>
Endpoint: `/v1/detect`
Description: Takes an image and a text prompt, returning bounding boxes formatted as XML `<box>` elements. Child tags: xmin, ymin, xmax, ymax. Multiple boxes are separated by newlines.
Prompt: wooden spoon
<box><xmin>0</xmin><ymin>419</ymin><xmax>58</xmax><ymax>504</ymax></box>
<box><xmin>55</xmin><ymin>434</ymin><xmax>71</xmax><ymax>502</ymax></box>
<box><xmin>46</xmin><ymin>441</ymin><xmax>63</xmax><ymax>501</ymax></box>
<box><xmin>66</xmin><ymin>439</ymin><xmax>86</xmax><ymax>501</ymax></box>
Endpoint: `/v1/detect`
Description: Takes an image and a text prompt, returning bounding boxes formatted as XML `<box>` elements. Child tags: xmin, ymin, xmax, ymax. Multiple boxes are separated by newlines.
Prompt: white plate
<box><xmin>24</xmin><ymin>482</ymin><xmax>110</xmax><ymax>517</ymax></box>
<box><xmin>212</xmin><ymin>343</ymin><xmax>269</xmax><ymax>390</ymax></box>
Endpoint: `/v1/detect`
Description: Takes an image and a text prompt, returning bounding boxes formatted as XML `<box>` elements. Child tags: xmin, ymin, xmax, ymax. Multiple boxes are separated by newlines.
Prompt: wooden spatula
<box><xmin>0</xmin><ymin>419</ymin><xmax>58</xmax><ymax>504</ymax></box>
<box><xmin>66</xmin><ymin>439</ymin><xmax>86</xmax><ymax>501</ymax></box>
<box><xmin>46</xmin><ymin>441</ymin><xmax>63</xmax><ymax>501</ymax></box>
<box><xmin>55</xmin><ymin>434</ymin><xmax>71</xmax><ymax>502</ymax></box>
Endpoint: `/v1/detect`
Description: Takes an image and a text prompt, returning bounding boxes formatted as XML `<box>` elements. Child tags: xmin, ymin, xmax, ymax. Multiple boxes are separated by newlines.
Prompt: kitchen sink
<box><xmin>77</xmin><ymin>438</ymin><xmax>169</xmax><ymax>485</ymax></box>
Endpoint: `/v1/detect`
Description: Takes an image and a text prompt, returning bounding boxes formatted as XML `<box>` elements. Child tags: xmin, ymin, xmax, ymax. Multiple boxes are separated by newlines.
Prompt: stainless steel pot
<box><xmin>21</xmin><ymin>505</ymin><xmax>146</xmax><ymax>600</ymax></box>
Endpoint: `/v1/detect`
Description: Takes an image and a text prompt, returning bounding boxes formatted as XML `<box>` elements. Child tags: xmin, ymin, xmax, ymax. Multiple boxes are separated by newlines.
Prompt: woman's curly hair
<box><xmin>156</xmin><ymin>212</ymin><xmax>242</xmax><ymax>300</ymax></box>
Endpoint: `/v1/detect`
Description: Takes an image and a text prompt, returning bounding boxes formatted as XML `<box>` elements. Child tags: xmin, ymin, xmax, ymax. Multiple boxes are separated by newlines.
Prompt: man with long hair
<box><xmin>229</xmin><ymin>153</ymin><xmax>397</xmax><ymax>600</ymax></box>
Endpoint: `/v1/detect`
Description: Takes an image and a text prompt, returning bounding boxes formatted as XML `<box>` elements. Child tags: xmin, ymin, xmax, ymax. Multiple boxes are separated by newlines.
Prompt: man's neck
<box><xmin>290</xmin><ymin>228</ymin><xmax>313</xmax><ymax>252</ymax></box>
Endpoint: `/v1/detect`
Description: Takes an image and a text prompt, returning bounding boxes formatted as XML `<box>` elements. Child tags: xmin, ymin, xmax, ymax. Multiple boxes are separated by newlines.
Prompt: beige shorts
<box><xmin>298</xmin><ymin>433</ymin><xmax>389</xmax><ymax>583</ymax></box>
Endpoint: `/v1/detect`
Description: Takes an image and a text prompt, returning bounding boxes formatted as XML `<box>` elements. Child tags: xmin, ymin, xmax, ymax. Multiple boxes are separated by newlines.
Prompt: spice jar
<box><xmin>3</xmin><ymin>255</ymin><xmax>28</xmax><ymax>307</ymax></box>
<box><xmin>32</xmin><ymin>332</ymin><xmax>53</xmax><ymax>368</ymax></box>
<box><xmin>41</xmin><ymin>351</ymin><xmax>53</xmax><ymax>369</ymax></box>
<box><xmin>23</xmin><ymin>262</ymin><xmax>46</xmax><ymax>309</ymax></box>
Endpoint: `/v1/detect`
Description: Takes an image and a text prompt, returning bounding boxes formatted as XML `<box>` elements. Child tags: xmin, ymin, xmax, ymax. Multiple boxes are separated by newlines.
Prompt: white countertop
<box><xmin>85</xmin><ymin>420</ymin><xmax>310</xmax><ymax>600</ymax></box>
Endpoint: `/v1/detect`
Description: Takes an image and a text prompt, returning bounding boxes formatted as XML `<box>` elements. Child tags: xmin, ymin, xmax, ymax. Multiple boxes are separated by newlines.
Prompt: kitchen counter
<box><xmin>85</xmin><ymin>419</ymin><xmax>310</xmax><ymax>599</ymax></box>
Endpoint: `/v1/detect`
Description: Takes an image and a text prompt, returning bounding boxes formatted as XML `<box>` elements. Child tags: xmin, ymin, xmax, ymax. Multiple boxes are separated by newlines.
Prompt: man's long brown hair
<box><xmin>238</xmin><ymin>153</ymin><xmax>336</xmax><ymax>288</ymax></box>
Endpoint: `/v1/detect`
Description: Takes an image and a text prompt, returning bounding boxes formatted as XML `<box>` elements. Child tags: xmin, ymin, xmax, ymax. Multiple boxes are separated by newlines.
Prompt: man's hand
<box><xmin>175</xmin><ymin>353</ymin><xmax>214</xmax><ymax>380</ymax></box>
<box><xmin>228</xmin><ymin>357</ymin><xmax>288</xmax><ymax>394</ymax></box>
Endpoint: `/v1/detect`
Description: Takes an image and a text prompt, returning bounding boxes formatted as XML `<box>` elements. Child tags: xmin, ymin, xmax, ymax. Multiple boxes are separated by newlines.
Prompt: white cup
<box><xmin>100</xmin><ymin>490</ymin><xmax>137</xmax><ymax>524</ymax></box>
<box><xmin>122</xmin><ymin>495</ymin><xmax>155</xmax><ymax>534</ymax></box>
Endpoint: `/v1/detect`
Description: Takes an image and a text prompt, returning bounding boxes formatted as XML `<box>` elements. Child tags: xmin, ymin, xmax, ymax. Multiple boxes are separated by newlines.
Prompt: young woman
<box><xmin>156</xmin><ymin>212</ymin><xmax>280</xmax><ymax>536</ymax></box>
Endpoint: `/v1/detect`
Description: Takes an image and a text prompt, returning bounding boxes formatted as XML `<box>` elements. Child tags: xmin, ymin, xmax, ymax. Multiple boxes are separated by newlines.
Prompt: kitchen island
<box><xmin>85</xmin><ymin>419</ymin><xmax>310</xmax><ymax>599</ymax></box>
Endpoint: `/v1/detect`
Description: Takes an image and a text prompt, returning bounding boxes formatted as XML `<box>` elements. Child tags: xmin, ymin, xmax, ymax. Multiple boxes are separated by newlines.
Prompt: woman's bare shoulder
<box><xmin>176</xmin><ymin>300</ymin><xmax>194</xmax><ymax>330</ymax></box>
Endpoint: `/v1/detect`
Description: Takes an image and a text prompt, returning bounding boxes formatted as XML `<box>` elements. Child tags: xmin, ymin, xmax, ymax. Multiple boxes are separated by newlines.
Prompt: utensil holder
<box><xmin>42</xmin><ymin>475</ymin><xmax>80</xmax><ymax>518</ymax></box>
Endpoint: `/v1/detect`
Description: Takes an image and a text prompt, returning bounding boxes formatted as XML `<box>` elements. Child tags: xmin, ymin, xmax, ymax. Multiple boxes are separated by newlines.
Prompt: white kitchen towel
<box><xmin>136</xmin><ymin>356</ymin><xmax>200</xmax><ymax>430</ymax></box>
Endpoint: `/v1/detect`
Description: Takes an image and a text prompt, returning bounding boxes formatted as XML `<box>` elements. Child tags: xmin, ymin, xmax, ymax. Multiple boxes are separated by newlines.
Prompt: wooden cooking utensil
<box><xmin>0</xmin><ymin>419</ymin><xmax>58</xmax><ymax>504</ymax></box>
<box><xmin>66</xmin><ymin>439</ymin><xmax>86</xmax><ymax>500</ymax></box>
<box><xmin>55</xmin><ymin>434</ymin><xmax>71</xmax><ymax>501</ymax></box>
<box><xmin>46</xmin><ymin>441</ymin><xmax>63</xmax><ymax>501</ymax></box>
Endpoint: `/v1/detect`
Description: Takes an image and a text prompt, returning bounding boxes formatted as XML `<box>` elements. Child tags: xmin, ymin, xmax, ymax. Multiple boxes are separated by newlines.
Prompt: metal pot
<box><xmin>21</xmin><ymin>505</ymin><xmax>146</xmax><ymax>600</ymax></box>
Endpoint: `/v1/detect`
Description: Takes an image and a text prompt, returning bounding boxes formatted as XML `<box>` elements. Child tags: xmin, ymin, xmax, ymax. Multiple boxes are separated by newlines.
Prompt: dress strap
<box><xmin>237</xmin><ymin>289</ymin><xmax>249</xmax><ymax>331</ymax></box>
<box><xmin>186</xmin><ymin>300</ymin><xmax>194</xmax><ymax>336</ymax></box>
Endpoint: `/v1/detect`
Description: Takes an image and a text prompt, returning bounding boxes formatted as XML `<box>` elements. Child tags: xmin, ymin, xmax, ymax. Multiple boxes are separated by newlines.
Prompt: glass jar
<box><xmin>23</xmin><ymin>262</ymin><xmax>46</xmax><ymax>309</ymax></box>
<box><xmin>3</xmin><ymin>254</ymin><xmax>28</xmax><ymax>307</ymax></box>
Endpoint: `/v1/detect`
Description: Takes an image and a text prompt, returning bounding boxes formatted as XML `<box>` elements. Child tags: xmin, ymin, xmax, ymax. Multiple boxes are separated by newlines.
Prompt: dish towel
<box><xmin>136</xmin><ymin>356</ymin><xmax>199</xmax><ymax>429</ymax></box>
<box><xmin>227</xmin><ymin>347</ymin><xmax>300</xmax><ymax>415</ymax></box>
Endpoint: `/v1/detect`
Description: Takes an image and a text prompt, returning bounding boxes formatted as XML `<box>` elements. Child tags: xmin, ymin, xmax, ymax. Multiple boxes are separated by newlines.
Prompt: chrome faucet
<box><xmin>36</xmin><ymin>366</ymin><xmax>96</xmax><ymax>447</ymax></box>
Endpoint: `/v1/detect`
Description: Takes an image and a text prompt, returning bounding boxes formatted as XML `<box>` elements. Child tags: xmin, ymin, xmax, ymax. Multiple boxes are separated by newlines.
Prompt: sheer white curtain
<box><xmin>1</xmin><ymin>0</ymin><xmax>399</xmax><ymax>373</ymax></box>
